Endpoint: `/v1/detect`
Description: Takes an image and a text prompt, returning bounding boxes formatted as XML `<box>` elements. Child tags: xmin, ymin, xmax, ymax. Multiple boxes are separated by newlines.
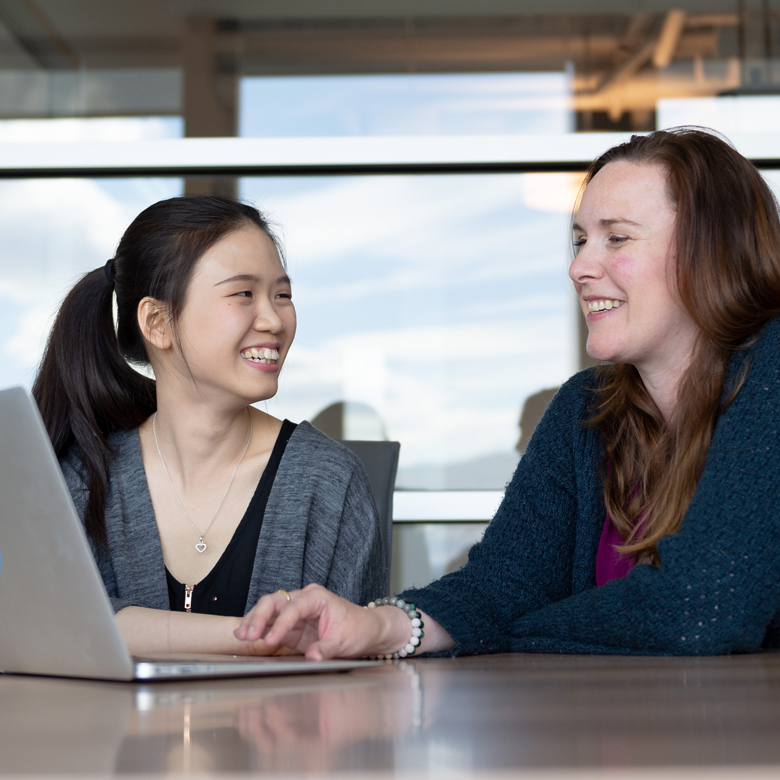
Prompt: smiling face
<box><xmin>170</xmin><ymin>224</ymin><xmax>296</xmax><ymax>406</ymax></box>
<box><xmin>569</xmin><ymin>160</ymin><xmax>700</xmax><ymax>387</ymax></box>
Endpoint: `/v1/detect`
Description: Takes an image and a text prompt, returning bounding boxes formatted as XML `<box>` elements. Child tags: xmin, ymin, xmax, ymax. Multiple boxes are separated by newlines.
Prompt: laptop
<box><xmin>0</xmin><ymin>386</ymin><xmax>378</xmax><ymax>681</ymax></box>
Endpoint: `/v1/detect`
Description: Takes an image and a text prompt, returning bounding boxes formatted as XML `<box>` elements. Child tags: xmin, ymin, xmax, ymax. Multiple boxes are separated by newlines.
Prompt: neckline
<box><xmin>164</xmin><ymin>419</ymin><xmax>296</xmax><ymax>589</ymax></box>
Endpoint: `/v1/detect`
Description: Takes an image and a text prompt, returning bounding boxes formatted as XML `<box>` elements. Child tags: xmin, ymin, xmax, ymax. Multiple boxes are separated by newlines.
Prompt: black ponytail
<box><xmin>33</xmin><ymin>266</ymin><xmax>156</xmax><ymax>546</ymax></box>
<box><xmin>32</xmin><ymin>196</ymin><xmax>280</xmax><ymax>546</ymax></box>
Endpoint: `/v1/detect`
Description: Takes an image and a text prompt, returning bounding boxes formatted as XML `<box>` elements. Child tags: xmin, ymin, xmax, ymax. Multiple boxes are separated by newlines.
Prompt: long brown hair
<box><xmin>585</xmin><ymin>128</ymin><xmax>780</xmax><ymax>560</ymax></box>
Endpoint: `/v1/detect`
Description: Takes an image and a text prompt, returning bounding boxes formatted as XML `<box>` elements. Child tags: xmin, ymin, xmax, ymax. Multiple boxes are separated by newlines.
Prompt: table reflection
<box><xmin>117</xmin><ymin>661</ymin><xmax>423</xmax><ymax>773</ymax></box>
<box><xmin>0</xmin><ymin>675</ymin><xmax>133</xmax><ymax>773</ymax></box>
<box><xmin>4</xmin><ymin>654</ymin><xmax>780</xmax><ymax>776</ymax></box>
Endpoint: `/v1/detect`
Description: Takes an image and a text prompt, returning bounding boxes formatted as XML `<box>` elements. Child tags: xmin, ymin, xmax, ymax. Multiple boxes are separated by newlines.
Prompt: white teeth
<box><xmin>241</xmin><ymin>348</ymin><xmax>279</xmax><ymax>363</ymax></box>
<box><xmin>587</xmin><ymin>299</ymin><xmax>624</xmax><ymax>312</ymax></box>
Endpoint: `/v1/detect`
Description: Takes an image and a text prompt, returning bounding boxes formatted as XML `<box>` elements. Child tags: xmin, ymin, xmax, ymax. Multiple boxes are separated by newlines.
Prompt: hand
<box><xmin>234</xmin><ymin>584</ymin><xmax>409</xmax><ymax>660</ymax></box>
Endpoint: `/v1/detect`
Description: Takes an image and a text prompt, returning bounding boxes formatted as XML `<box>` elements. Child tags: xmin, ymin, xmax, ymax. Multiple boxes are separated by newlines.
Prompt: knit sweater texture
<box><xmin>402</xmin><ymin>318</ymin><xmax>780</xmax><ymax>656</ymax></box>
<box><xmin>61</xmin><ymin>421</ymin><xmax>387</xmax><ymax>614</ymax></box>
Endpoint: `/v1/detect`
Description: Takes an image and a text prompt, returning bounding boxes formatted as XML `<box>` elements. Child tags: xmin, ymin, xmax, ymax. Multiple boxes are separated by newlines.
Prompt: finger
<box><xmin>235</xmin><ymin>605</ymin><xmax>268</xmax><ymax>640</ymax></box>
<box><xmin>236</xmin><ymin>591</ymin><xmax>290</xmax><ymax>640</ymax></box>
<box><xmin>304</xmin><ymin>643</ymin><xmax>324</xmax><ymax>662</ymax></box>
<box><xmin>262</xmin><ymin>587</ymin><xmax>325</xmax><ymax>645</ymax></box>
<box><xmin>245</xmin><ymin>637</ymin><xmax>279</xmax><ymax>656</ymax></box>
<box><xmin>243</xmin><ymin>590</ymin><xmax>300</xmax><ymax>640</ymax></box>
<box><xmin>262</xmin><ymin>602</ymin><xmax>308</xmax><ymax>645</ymax></box>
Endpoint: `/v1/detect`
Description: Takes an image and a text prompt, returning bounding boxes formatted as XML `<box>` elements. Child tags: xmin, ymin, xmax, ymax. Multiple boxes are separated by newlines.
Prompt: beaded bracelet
<box><xmin>365</xmin><ymin>596</ymin><xmax>425</xmax><ymax>660</ymax></box>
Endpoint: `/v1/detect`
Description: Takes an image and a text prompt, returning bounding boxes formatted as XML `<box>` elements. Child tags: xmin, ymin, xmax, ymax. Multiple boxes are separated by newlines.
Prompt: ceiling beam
<box><xmin>163</xmin><ymin>0</ymin><xmax>744</xmax><ymax>21</ymax></box>
<box><xmin>653</xmin><ymin>9</ymin><xmax>687</xmax><ymax>68</ymax></box>
<box><xmin>0</xmin><ymin>0</ymin><xmax>78</xmax><ymax>69</ymax></box>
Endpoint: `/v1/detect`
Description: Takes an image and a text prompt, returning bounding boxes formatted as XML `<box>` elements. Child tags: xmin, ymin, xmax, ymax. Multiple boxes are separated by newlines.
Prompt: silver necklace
<box><xmin>152</xmin><ymin>409</ymin><xmax>253</xmax><ymax>554</ymax></box>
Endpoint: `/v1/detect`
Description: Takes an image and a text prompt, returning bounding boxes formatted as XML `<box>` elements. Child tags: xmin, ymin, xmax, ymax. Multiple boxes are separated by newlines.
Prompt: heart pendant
<box><xmin>195</xmin><ymin>540</ymin><xmax>207</xmax><ymax>553</ymax></box>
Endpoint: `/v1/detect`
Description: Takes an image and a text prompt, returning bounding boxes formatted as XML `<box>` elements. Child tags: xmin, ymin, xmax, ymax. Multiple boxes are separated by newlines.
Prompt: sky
<box><xmin>5</xmin><ymin>78</ymin><xmax>780</xmax><ymax>488</ymax></box>
<box><xmin>240</xmin><ymin>72</ymin><xmax>580</xmax><ymax>488</ymax></box>
<box><xmin>241</xmin><ymin>171</ymin><xmax>580</xmax><ymax>488</ymax></box>
<box><xmin>0</xmin><ymin>73</ymin><xmax>590</xmax><ymax>489</ymax></box>
<box><xmin>240</xmin><ymin>72</ymin><xmax>573</xmax><ymax>137</ymax></box>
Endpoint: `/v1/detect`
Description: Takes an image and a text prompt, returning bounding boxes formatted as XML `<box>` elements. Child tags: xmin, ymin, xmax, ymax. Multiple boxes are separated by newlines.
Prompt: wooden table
<box><xmin>2</xmin><ymin>652</ymin><xmax>780</xmax><ymax>778</ymax></box>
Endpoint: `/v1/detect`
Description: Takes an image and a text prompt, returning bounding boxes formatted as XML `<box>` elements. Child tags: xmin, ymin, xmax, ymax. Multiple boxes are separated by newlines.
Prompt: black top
<box><xmin>166</xmin><ymin>420</ymin><xmax>297</xmax><ymax>617</ymax></box>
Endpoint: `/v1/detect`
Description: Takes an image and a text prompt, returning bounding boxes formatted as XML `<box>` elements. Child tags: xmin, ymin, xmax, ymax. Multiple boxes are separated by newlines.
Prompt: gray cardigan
<box><xmin>61</xmin><ymin>421</ymin><xmax>387</xmax><ymax>613</ymax></box>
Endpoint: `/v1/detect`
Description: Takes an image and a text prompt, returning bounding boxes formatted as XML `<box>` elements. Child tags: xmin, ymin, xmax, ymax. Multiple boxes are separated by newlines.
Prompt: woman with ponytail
<box><xmin>37</xmin><ymin>196</ymin><xmax>385</xmax><ymax>655</ymax></box>
<box><xmin>235</xmin><ymin>128</ymin><xmax>780</xmax><ymax>659</ymax></box>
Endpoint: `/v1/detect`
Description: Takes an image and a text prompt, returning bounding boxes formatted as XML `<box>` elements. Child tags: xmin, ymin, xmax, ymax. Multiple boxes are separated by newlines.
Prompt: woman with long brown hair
<box><xmin>234</xmin><ymin>127</ymin><xmax>780</xmax><ymax>658</ymax></box>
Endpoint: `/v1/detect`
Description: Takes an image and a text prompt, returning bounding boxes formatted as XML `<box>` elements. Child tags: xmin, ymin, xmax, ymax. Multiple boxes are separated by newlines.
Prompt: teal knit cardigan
<box><xmin>403</xmin><ymin>318</ymin><xmax>780</xmax><ymax>655</ymax></box>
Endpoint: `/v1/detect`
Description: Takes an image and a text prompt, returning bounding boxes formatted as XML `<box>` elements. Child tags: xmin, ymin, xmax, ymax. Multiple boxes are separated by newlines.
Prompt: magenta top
<box><xmin>595</xmin><ymin>514</ymin><xmax>636</xmax><ymax>586</ymax></box>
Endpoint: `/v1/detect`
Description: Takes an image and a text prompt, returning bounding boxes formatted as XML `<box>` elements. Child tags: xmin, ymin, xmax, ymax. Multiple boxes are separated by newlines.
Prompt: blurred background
<box><xmin>1</xmin><ymin>0</ymin><xmax>779</xmax><ymax>588</ymax></box>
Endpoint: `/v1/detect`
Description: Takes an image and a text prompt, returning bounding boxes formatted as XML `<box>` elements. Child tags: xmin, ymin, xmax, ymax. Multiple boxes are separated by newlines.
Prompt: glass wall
<box><xmin>4</xmin><ymin>0</ymin><xmax>780</xmax><ymax>588</ymax></box>
<box><xmin>241</xmin><ymin>172</ymin><xmax>580</xmax><ymax>491</ymax></box>
<box><xmin>0</xmin><ymin>175</ymin><xmax>182</xmax><ymax>391</ymax></box>
<box><xmin>5</xmin><ymin>2</ymin><xmax>780</xmax><ymax>136</ymax></box>
<box><xmin>240</xmin><ymin>72</ymin><xmax>574</xmax><ymax>137</ymax></box>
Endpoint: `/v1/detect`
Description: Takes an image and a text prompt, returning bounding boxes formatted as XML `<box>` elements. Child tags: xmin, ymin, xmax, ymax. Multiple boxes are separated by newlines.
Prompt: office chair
<box><xmin>341</xmin><ymin>440</ymin><xmax>400</xmax><ymax>576</ymax></box>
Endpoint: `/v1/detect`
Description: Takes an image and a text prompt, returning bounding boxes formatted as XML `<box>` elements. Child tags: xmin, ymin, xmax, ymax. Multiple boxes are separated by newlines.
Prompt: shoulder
<box><xmin>60</xmin><ymin>427</ymin><xmax>141</xmax><ymax>485</ymax></box>
<box><xmin>106</xmin><ymin>427</ymin><xmax>143</xmax><ymax>476</ymax></box>
<box><xmin>517</xmin><ymin>366</ymin><xmax>603</xmax><ymax>470</ymax></box>
<box><xmin>281</xmin><ymin>421</ymin><xmax>366</xmax><ymax>477</ymax></box>
<box><xmin>60</xmin><ymin>444</ymin><xmax>88</xmax><ymax>491</ymax></box>
<box><xmin>754</xmin><ymin>315</ymin><xmax>780</xmax><ymax>345</ymax></box>
<box><xmin>738</xmin><ymin>316</ymin><xmax>780</xmax><ymax>369</ymax></box>
<box><xmin>269</xmin><ymin>422</ymin><xmax>376</xmax><ymax>518</ymax></box>
<box><xmin>539</xmin><ymin>367</ymin><xmax>601</xmax><ymax>426</ymax></box>
<box><xmin>724</xmin><ymin>317</ymin><xmax>780</xmax><ymax>400</ymax></box>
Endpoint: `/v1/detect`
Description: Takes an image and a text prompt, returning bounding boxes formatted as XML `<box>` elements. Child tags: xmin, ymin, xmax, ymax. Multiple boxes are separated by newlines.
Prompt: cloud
<box><xmin>246</xmin><ymin>174</ymin><xmax>573</xmax><ymax>267</ymax></box>
<box><xmin>0</xmin><ymin>116</ymin><xmax>182</xmax><ymax>142</ymax></box>
<box><xmin>1</xmin><ymin>164</ymin><xmax>577</xmax><ymax>484</ymax></box>
<box><xmin>0</xmin><ymin>177</ymin><xmax>180</xmax><ymax>383</ymax></box>
<box><xmin>242</xmin><ymin>172</ymin><xmax>578</xmax><ymax>475</ymax></box>
<box><xmin>264</xmin><ymin>311</ymin><xmax>572</xmax><ymax>466</ymax></box>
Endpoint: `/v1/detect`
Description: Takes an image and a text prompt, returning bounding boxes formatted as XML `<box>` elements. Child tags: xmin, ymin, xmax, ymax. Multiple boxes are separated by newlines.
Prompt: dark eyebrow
<box><xmin>599</xmin><ymin>218</ymin><xmax>641</xmax><ymax>228</ymax></box>
<box><xmin>215</xmin><ymin>273</ymin><xmax>292</xmax><ymax>287</ymax></box>
<box><xmin>572</xmin><ymin>217</ymin><xmax>641</xmax><ymax>232</ymax></box>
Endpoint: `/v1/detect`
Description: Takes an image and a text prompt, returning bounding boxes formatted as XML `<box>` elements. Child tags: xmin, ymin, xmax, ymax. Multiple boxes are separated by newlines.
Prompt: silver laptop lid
<box><xmin>0</xmin><ymin>388</ymin><xmax>381</xmax><ymax>682</ymax></box>
<box><xmin>132</xmin><ymin>654</ymin><xmax>379</xmax><ymax>680</ymax></box>
<box><xmin>0</xmin><ymin>387</ymin><xmax>135</xmax><ymax>680</ymax></box>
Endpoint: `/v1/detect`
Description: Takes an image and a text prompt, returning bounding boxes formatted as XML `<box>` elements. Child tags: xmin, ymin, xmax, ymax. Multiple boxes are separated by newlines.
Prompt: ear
<box><xmin>137</xmin><ymin>297</ymin><xmax>173</xmax><ymax>351</ymax></box>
